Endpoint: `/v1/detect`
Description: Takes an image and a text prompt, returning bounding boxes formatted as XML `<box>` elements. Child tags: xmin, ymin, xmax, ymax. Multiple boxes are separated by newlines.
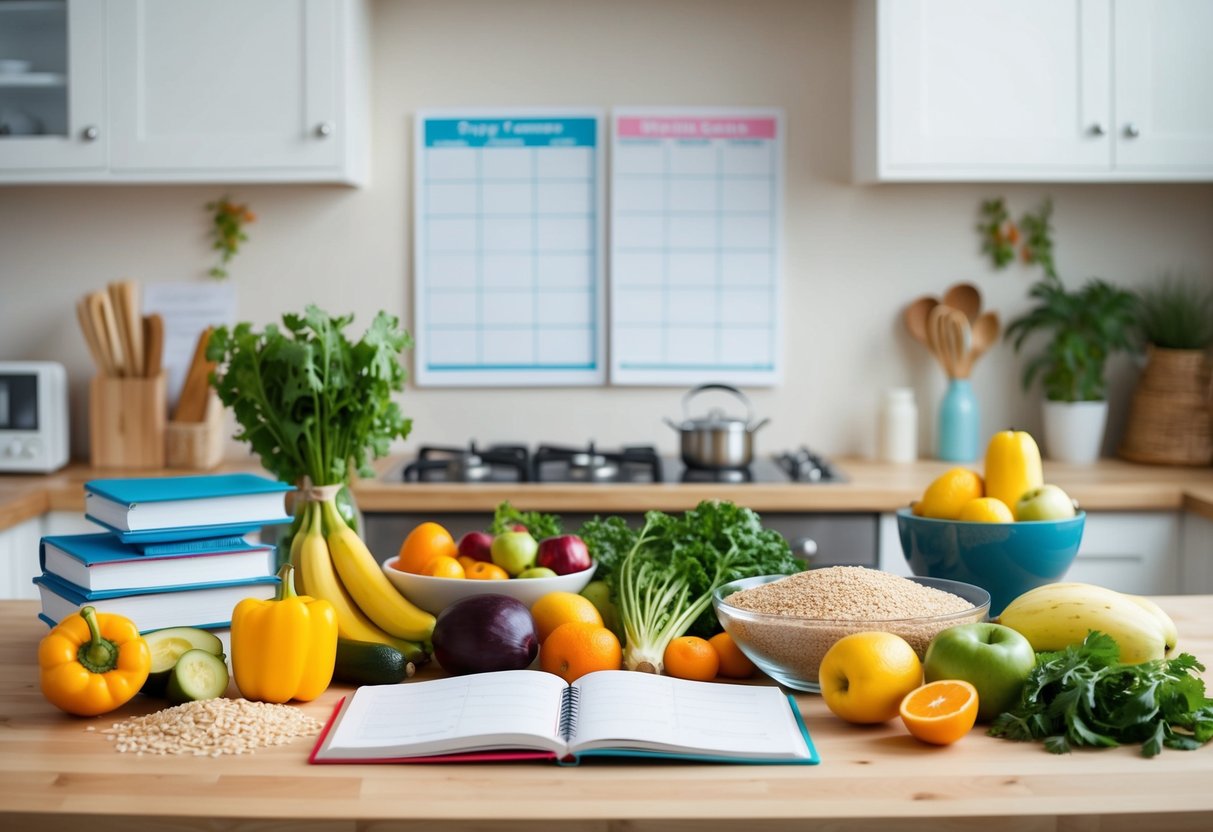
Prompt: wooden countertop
<box><xmin>1</xmin><ymin>596</ymin><xmax>1210</xmax><ymax>830</ymax></box>
<box><xmin>4</xmin><ymin>457</ymin><xmax>1213</xmax><ymax>534</ymax></box>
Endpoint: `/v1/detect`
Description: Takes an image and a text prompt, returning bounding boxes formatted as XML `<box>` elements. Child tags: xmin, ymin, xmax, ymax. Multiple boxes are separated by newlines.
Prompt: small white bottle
<box><xmin>878</xmin><ymin>388</ymin><xmax>918</xmax><ymax>463</ymax></box>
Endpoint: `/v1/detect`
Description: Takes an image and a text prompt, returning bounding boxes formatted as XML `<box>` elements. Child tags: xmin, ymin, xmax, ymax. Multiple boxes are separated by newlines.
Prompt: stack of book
<box><xmin>34</xmin><ymin>473</ymin><xmax>293</xmax><ymax>634</ymax></box>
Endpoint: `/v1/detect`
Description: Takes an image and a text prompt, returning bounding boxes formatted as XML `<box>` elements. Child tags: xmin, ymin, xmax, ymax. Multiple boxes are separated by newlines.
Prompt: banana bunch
<box><xmin>290</xmin><ymin>500</ymin><xmax>434</xmax><ymax>663</ymax></box>
<box><xmin>998</xmin><ymin>581</ymin><xmax>1178</xmax><ymax>664</ymax></box>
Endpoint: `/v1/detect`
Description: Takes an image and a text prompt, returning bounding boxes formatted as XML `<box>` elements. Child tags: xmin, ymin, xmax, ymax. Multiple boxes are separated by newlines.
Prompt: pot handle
<box><xmin>663</xmin><ymin>417</ymin><xmax>683</xmax><ymax>432</ymax></box>
<box><xmin>682</xmin><ymin>383</ymin><xmax>754</xmax><ymax>424</ymax></box>
<box><xmin>749</xmin><ymin>417</ymin><xmax>771</xmax><ymax>433</ymax></box>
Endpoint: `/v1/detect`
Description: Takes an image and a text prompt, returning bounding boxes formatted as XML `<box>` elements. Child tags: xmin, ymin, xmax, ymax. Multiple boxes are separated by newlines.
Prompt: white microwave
<box><xmin>0</xmin><ymin>361</ymin><xmax>69</xmax><ymax>473</ymax></box>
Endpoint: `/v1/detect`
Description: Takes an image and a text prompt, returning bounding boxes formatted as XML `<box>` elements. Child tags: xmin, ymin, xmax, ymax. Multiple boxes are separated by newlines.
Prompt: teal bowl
<box><xmin>896</xmin><ymin>508</ymin><xmax>1085</xmax><ymax>617</ymax></box>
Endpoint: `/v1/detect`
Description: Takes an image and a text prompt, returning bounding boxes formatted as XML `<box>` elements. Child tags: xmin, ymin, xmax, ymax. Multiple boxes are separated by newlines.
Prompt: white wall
<box><xmin>2</xmin><ymin>0</ymin><xmax>1212</xmax><ymax>464</ymax></box>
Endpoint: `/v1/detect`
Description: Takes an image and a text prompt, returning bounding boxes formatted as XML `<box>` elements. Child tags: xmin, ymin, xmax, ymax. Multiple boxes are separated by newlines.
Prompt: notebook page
<box><xmin>570</xmin><ymin>671</ymin><xmax>808</xmax><ymax>759</ymax></box>
<box><xmin>321</xmin><ymin>670</ymin><xmax>569</xmax><ymax>758</ymax></box>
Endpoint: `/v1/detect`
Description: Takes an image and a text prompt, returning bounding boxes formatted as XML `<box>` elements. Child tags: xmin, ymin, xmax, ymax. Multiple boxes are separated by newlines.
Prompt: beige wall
<box><xmin>2</xmin><ymin>0</ymin><xmax>1212</xmax><ymax>465</ymax></box>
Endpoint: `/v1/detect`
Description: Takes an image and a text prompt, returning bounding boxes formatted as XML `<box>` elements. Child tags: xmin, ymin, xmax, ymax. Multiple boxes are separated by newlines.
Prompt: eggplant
<box><xmin>432</xmin><ymin>594</ymin><xmax>539</xmax><ymax>676</ymax></box>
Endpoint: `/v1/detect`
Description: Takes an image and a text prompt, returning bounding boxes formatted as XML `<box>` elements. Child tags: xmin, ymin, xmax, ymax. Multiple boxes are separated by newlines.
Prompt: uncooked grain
<box><xmin>719</xmin><ymin>567</ymin><xmax>985</xmax><ymax>686</ymax></box>
<box><xmin>102</xmin><ymin>698</ymin><xmax>323</xmax><ymax>757</ymax></box>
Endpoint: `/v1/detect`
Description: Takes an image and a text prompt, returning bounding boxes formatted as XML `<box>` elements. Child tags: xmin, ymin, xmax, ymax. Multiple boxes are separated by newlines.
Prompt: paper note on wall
<box><xmin>610</xmin><ymin>108</ymin><xmax>784</xmax><ymax>386</ymax></box>
<box><xmin>413</xmin><ymin>110</ymin><xmax>606</xmax><ymax>386</ymax></box>
<box><xmin>142</xmin><ymin>282</ymin><xmax>236</xmax><ymax>410</ymax></box>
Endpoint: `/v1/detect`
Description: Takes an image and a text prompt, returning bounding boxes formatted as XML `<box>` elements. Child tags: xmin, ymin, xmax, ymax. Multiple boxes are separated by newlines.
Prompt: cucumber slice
<box><xmin>166</xmin><ymin>649</ymin><xmax>230</xmax><ymax>704</ymax></box>
<box><xmin>142</xmin><ymin>627</ymin><xmax>225</xmax><ymax>696</ymax></box>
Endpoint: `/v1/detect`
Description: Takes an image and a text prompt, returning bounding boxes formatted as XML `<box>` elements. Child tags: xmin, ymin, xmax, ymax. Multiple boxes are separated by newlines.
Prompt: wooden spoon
<box><xmin>904</xmin><ymin>296</ymin><xmax>939</xmax><ymax>348</ymax></box>
<box><xmin>927</xmin><ymin>304</ymin><xmax>955</xmax><ymax>377</ymax></box>
<box><xmin>944</xmin><ymin>282</ymin><xmax>982</xmax><ymax>324</ymax></box>
<box><xmin>968</xmin><ymin>311</ymin><xmax>1001</xmax><ymax>369</ymax></box>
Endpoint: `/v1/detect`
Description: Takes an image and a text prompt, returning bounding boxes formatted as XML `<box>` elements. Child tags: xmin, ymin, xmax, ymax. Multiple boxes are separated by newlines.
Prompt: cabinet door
<box><xmin>878</xmin><ymin>0</ymin><xmax>1111</xmax><ymax>176</ymax></box>
<box><xmin>1065</xmin><ymin>512</ymin><xmax>1179</xmax><ymax>595</ymax></box>
<box><xmin>1113</xmin><ymin>0</ymin><xmax>1213</xmax><ymax>172</ymax></box>
<box><xmin>0</xmin><ymin>0</ymin><xmax>106</xmax><ymax>172</ymax></box>
<box><xmin>107</xmin><ymin>0</ymin><xmax>341</xmax><ymax>173</ymax></box>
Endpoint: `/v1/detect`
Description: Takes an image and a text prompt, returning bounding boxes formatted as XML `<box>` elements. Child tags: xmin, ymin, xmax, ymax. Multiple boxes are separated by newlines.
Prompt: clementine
<box><xmin>540</xmin><ymin>622</ymin><xmax>621</xmax><ymax>683</ymax></box>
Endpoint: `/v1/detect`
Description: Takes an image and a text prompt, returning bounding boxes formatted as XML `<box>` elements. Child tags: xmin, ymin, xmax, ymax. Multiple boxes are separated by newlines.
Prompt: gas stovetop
<box><xmin>394</xmin><ymin>442</ymin><xmax>842</xmax><ymax>485</ymax></box>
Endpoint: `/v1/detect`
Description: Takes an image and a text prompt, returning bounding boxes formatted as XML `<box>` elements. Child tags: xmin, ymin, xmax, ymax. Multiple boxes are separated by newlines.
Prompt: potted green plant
<box><xmin>984</xmin><ymin>198</ymin><xmax>1137</xmax><ymax>463</ymax></box>
<box><xmin>1119</xmin><ymin>275</ymin><xmax>1213</xmax><ymax>465</ymax></box>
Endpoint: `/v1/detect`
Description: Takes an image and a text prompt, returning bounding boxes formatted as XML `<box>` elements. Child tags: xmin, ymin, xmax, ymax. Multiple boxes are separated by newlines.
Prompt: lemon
<box><xmin>818</xmin><ymin>631</ymin><xmax>923</xmax><ymax>724</ymax></box>
<box><xmin>914</xmin><ymin>468</ymin><xmax>984</xmax><ymax>520</ymax></box>
<box><xmin>957</xmin><ymin>497</ymin><xmax>1014</xmax><ymax>523</ymax></box>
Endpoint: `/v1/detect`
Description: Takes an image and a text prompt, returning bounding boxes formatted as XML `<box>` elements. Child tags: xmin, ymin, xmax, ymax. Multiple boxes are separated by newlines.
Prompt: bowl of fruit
<box><xmin>382</xmin><ymin>523</ymin><xmax>597</xmax><ymax>614</ymax></box>
<box><xmin>897</xmin><ymin>430</ymin><xmax>1085</xmax><ymax>617</ymax></box>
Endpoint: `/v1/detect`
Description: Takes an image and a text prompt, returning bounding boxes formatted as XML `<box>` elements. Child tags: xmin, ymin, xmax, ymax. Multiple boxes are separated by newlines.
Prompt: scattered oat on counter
<box><xmin>102</xmin><ymin>697</ymin><xmax>323</xmax><ymax>757</ymax></box>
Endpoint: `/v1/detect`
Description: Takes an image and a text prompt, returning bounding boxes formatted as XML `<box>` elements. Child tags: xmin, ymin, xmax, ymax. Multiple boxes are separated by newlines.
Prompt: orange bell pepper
<box><xmin>231</xmin><ymin>562</ymin><xmax>337</xmax><ymax>703</ymax></box>
<box><xmin>39</xmin><ymin>606</ymin><xmax>151</xmax><ymax>716</ymax></box>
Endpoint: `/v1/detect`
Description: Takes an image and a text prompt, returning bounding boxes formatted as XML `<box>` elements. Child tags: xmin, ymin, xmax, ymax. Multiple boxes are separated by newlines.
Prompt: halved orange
<box><xmin>899</xmin><ymin>679</ymin><xmax>979</xmax><ymax>746</ymax></box>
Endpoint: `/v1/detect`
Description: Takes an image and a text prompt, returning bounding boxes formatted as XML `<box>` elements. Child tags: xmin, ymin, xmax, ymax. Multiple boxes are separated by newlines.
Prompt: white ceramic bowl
<box><xmin>382</xmin><ymin>558</ymin><xmax>597</xmax><ymax>614</ymax></box>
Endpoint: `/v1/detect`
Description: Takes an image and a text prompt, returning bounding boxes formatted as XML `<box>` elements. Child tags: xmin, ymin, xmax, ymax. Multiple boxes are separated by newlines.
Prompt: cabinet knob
<box><xmin>81</xmin><ymin>125</ymin><xmax>99</xmax><ymax>141</ymax></box>
<box><xmin>1089</xmin><ymin>122</ymin><xmax>1105</xmax><ymax>137</ymax></box>
<box><xmin>315</xmin><ymin>122</ymin><xmax>335</xmax><ymax>138</ymax></box>
<box><xmin>1124</xmin><ymin>122</ymin><xmax>1141</xmax><ymax>139</ymax></box>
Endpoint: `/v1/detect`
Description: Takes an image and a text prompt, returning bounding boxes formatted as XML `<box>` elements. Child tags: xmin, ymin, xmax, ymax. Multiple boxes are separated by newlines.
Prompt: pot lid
<box><xmin>682</xmin><ymin>407</ymin><xmax>748</xmax><ymax>431</ymax></box>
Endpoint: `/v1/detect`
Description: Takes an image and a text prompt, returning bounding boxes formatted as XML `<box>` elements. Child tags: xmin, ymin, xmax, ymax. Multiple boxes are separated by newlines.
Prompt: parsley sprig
<box><xmin>989</xmin><ymin>631</ymin><xmax>1213</xmax><ymax>757</ymax></box>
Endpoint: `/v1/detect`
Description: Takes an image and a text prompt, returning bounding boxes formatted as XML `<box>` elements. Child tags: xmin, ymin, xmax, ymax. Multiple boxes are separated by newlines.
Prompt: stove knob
<box><xmin>793</xmin><ymin>537</ymin><xmax>817</xmax><ymax>564</ymax></box>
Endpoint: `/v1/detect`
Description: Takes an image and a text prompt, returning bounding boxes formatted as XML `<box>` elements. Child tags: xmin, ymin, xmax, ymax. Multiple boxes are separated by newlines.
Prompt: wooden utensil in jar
<box><xmin>943</xmin><ymin>282</ymin><xmax>982</xmax><ymax>324</ymax></box>
<box><xmin>142</xmin><ymin>314</ymin><xmax>164</xmax><ymax>379</ymax></box>
<box><xmin>174</xmin><ymin>326</ymin><xmax>216</xmax><ymax>422</ymax></box>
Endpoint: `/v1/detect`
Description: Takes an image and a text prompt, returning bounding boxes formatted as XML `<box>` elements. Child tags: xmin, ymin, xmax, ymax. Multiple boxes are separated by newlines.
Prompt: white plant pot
<box><xmin>1042</xmin><ymin>400</ymin><xmax>1108</xmax><ymax>464</ymax></box>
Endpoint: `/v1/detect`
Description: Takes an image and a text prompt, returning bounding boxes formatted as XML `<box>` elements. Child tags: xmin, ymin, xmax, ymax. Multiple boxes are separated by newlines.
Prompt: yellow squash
<box><xmin>39</xmin><ymin>606</ymin><xmax>150</xmax><ymax>716</ymax></box>
<box><xmin>984</xmin><ymin>429</ymin><xmax>1043</xmax><ymax>512</ymax></box>
<box><xmin>231</xmin><ymin>562</ymin><xmax>338</xmax><ymax>703</ymax></box>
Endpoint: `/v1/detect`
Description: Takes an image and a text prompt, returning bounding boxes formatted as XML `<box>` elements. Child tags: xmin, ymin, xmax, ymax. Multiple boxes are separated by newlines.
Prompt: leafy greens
<box><xmin>578</xmin><ymin>501</ymin><xmax>803</xmax><ymax>673</ymax></box>
<box><xmin>989</xmin><ymin>631</ymin><xmax>1213</xmax><ymax>757</ymax></box>
<box><xmin>207</xmin><ymin>305</ymin><xmax>413</xmax><ymax>486</ymax></box>
<box><xmin>490</xmin><ymin>502</ymin><xmax>563</xmax><ymax>540</ymax></box>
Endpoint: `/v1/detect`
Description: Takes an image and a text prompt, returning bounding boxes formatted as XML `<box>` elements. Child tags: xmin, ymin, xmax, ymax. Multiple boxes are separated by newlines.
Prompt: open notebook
<box><xmin>310</xmin><ymin>670</ymin><xmax>817</xmax><ymax>765</ymax></box>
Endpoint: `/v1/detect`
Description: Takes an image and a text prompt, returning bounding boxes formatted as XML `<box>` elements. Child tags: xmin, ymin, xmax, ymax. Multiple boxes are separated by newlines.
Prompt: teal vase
<box><xmin>938</xmin><ymin>379</ymin><xmax>979</xmax><ymax>462</ymax></box>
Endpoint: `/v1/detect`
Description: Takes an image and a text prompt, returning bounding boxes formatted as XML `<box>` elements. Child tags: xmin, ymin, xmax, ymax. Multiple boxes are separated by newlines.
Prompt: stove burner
<box><xmin>402</xmin><ymin>442</ymin><xmax>530</xmax><ymax>482</ymax></box>
<box><xmin>776</xmin><ymin>446</ymin><xmax>837</xmax><ymax>483</ymax></box>
<box><xmin>533</xmin><ymin>443</ymin><xmax>663</xmax><ymax>483</ymax></box>
<box><xmin>681</xmin><ymin>466</ymin><xmax>753</xmax><ymax>484</ymax></box>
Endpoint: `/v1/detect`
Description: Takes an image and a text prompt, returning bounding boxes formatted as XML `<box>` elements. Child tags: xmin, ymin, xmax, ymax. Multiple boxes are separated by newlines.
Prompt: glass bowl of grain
<box><xmin>712</xmin><ymin>566</ymin><xmax>990</xmax><ymax>693</ymax></box>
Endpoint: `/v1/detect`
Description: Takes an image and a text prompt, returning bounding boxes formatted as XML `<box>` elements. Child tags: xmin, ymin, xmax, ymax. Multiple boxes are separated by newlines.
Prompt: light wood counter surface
<box><xmin>0</xmin><ymin>597</ymin><xmax>1210</xmax><ymax>831</ymax></box>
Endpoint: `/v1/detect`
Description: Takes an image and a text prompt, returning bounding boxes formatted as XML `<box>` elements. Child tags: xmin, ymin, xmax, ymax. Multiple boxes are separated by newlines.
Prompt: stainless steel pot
<box><xmin>664</xmin><ymin>384</ymin><xmax>770</xmax><ymax>469</ymax></box>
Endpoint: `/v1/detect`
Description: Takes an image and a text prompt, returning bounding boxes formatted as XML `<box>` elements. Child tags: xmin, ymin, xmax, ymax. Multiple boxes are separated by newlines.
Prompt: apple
<box><xmin>535</xmin><ymin>534</ymin><xmax>593</xmax><ymax>576</ymax></box>
<box><xmin>490</xmin><ymin>530</ymin><xmax>538</xmax><ymax>577</ymax></box>
<box><xmin>1015</xmin><ymin>484</ymin><xmax>1077</xmax><ymax>522</ymax></box>
<box><xmin>580</xmin><ymin>580</ymin><xmax>623</xmax><ymax>640</ymax></box>
<box><xmin>923</xmin><ymin>622</ymin><xmax>1036</xmax><ymax>722</ymax></box>
<box><xmin>517</xmin><ymin>566</ymin><xmax>558</xmax><ymax>579</ymax></box>
<box><xmin>457</xmin><ymin>531</ymin><xmax>494</xmax><ymax>563</ymax></box>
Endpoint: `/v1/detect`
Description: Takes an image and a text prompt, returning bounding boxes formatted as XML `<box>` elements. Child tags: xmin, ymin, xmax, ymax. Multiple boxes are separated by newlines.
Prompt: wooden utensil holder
<box><xmin>166</xmin><ymin>392</ymin><xmax>225</xmax><ymax>470</ymax></box>
<box><xmin>89</xmin><ymin>373</ymin><xmax>166</xmax><ymax>469</ymax></box>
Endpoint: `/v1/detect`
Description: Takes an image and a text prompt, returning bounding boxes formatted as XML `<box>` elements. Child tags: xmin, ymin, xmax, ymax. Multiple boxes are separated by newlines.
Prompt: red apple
<box><xmin>456</xmin><ymin>531</ymin><xmax>494</xmax><ymax>563</ymax></box>
<box><xmin>536</xmin><ymin>535</ymin><xmax>592</xmax><ymax>576</ymax></box>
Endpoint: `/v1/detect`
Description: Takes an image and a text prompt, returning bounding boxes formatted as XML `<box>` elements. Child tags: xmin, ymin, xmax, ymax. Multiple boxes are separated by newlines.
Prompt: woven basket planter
<box><xmin>1119</xmin><ymin>347</ymin><xmax>1212</xmax><ymax>466</ymax></box>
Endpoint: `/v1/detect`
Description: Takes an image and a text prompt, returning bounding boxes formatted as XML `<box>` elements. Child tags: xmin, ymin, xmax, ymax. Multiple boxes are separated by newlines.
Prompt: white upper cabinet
<box><xmin>855</xmin><ymin>0</ymin><xmax>1213</xmax><ymax>181</ymax></box>
<box><xmin>0</xmin><ymin>0</ymin><xmax>368</xmax><ymax>185</ymax></box>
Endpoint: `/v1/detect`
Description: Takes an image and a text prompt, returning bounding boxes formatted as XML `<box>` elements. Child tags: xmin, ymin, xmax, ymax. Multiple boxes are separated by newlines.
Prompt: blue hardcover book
<box><xmin>34</xmin><ymin>572</ymin><xmax>278</xmax><ymax>633</ymax></box>
<box><xmin>134</xmin><ymin>535</ymin><xmax>251</xmax><ymax>556</ymax></box>
<box><xmin>40</xmin><ymin>533</ymin><xmax>276</xmax><ymax>592</ymax></box>
<box><xmin>84</xmin><ymin>473</ymin><xmax>293</xmax><ymax>535</ymax></box>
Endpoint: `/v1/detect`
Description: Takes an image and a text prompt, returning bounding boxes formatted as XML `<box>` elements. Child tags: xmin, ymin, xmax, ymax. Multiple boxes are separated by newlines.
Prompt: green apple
<box><xmin>516</xmin><ymin>566</ymin><xmax>558</xmax><ymax>579</ymax></box>
<box><xmin>924</xmin><ymin>622</ymin><xmax>1036</xmax><ymax>722</ymax></box>
<box><xmin>1015</xmin><ymin>484</ymin><xmax>1077</xmax><ymax>521</ymax></box>
<box><xmin>580</xmin><ymin>579</ymin><xmax>623</xmax><ymax>640</ymax></box>
<box><xmin>490</xmin><ymin>530</ymin><xmax>538</xmax><ymax>576</ymax></box>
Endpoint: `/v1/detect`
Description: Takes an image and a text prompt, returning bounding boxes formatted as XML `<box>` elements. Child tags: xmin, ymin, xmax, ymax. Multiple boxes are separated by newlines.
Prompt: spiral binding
<box><xmin>558</xmin><ymin>686</ymin><xmax>580</xmax><ymax>741</ymax></box>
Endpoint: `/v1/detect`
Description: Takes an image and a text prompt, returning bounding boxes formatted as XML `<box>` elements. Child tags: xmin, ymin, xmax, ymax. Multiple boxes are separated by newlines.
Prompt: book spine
<box><xmin>558</xmin><ymin>686</ymin><xmax>580</xmax><ymax>743</ymax></box>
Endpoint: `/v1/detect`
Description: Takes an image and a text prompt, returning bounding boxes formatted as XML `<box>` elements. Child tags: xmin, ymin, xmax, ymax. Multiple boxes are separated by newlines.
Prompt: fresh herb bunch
<box><xmin>578</xmin><ymin>501</ymin><xmax>803</xmax><ymax>671</ymax></box>
<box><xmin>977</xmin><ymin>197</ymin><xmax>1053</xmax><ymax>274</ymax></box>
<box><xmin>989</xmin><ymin>631</ymin><xmax>1213</xmax><ymax>757</ymax></box>
<box><xmin>206</xmin><ymin>196</ymin><xmax>255</xmax><ymax>280</ymax></box>
<box><xmin>490</xmin><ymin>502</ymin><xmax>563</xmax><ymax>540</ymax></box>
<box><xmin>1136</xmin><ymin>274</ymin><xmax>1213</xmax><ymax>350</ymax></box>
<box><xmin>207</xmin><ymin>305</ymin><xmax>413</xmax><ymax>486</ymax></box>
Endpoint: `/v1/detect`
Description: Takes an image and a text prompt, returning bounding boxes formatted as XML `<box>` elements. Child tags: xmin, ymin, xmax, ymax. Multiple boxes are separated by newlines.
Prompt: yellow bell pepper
<box><xmin>39</xmin><ymin>606</ymin><xmax>151</xmax><ymax>716</ymax></box>
<box><xmin>231</xmin><ymin>562</ymin><xmax>337</xmax><ymax>703</ymax></box>
<box><xmin>984</xmin><ymin>429</ymin><xmax>1044</xmax><ymax>511</ymax></box>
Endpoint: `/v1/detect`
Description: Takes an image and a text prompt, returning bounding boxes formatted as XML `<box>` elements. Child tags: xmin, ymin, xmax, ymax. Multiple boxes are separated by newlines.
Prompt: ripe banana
<box><xmin>288</xmin><ymin>519</ymin><xmax>308</xmax><ymax>596</ymax></box>
<box><xmin>299</xmin><ymin>514</ymin><xmax>428</xmax><ymax>662</ymax></box>
<box><xmin>998</xmin><ymin>581</ymin><xmax>1169</xmax><ymax>664</ymax></box>
<box><xmin>322</xmin><ymin>502</ymin><xmax>436</xmax><ymax>643</ymax></box>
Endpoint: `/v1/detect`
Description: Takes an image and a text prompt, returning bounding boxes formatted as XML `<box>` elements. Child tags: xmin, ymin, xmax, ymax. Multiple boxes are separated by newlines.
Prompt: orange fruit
<box><xmin>663</xmin><ymin>636</ymin><xmax>720</xmax><ymax>681</ymax></box>
<box><xmin>818</xmin><ymin>631</ymin><xmax>923</xmax><ymax>724</ymax></box>
<box><xmin>957</xmin><ymin>497</ymin><xmax>1014</xmax><ymax>523</ymax></box>
<box><xmin>424</xmin><ymin>555</ymin><xmax>465</xmax><ymax>579</ymax></box>
<box><xmin>540</xmin><ymin>622</ymin><xmax>621</xmax><ymax>683</ymax></box>
<box><xmin>456</xmin><ymin>555</ymin><xmax>480</xmax><ymax>571</ymax></box>
<box><xmin>531</xmin><ymin>592</ymin><xmax>603</xmax><ymax>644</ymax></box>
<box><xmin>709</xmin><ymin>632</ymin><xmax>757</xmax><ymax>679</ymax></box>
<box><xmin>397</xmin><ymin>522</ymin><xmax>458</xmax><ymax>574</ymax></box>
<box><xmin>899</xmin><ymin>679</ymin><xmax>979</xmax><ymax>745</ymax></box>
<box><xmin>914</xmin><ymin>468</ymin><xmax>984</xmax><ymax>520</ymax></box>
<box><xmin>465</xmin><ymin>561</ymin><xmax>509</xmax><ymax>581</ymax></box>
